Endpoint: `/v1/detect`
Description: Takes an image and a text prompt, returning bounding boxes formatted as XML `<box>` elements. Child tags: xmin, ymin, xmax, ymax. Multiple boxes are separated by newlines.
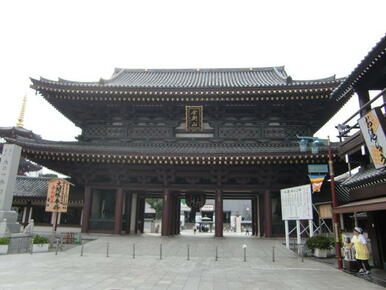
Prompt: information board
<box><xmin>280</xmin><ymin>184</ymin><xmax>313</xmax><ymax>220</ymax></box>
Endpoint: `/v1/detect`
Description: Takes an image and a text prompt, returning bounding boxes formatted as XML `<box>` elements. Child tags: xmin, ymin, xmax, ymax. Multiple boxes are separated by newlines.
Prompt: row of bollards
<box><xmin>75</xmin><ymin>242</ymin><xmax>280</xmax><ymax>263</ymax></box>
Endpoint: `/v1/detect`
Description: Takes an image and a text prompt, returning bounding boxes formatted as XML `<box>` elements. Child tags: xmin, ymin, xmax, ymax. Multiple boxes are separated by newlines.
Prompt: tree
<box><xmin>147</xmin><ymin>198</ymin><xmax>163</xmax><ymax>220</ymax></box>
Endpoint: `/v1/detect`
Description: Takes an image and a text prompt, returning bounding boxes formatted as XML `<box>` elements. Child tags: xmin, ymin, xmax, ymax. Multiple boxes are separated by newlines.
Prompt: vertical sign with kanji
<box><xmin>0</xmin><ymin>144</ymin><xmax>21</xmax><ymax>211</ymax></box>
<box><xmin>45</xmin><ymin>179</ymin><xmax>71</xmax><ymax>213</ymax></box>
<box><xmin>185</xmin><ymin>106</ymin><xmax>203</xmax><ymax>132</ymax></box>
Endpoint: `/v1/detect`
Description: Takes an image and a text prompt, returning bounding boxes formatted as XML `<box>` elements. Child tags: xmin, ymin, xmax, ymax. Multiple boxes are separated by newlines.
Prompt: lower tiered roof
<box><xmin>7</xmin><ymin>136</ymin><xmax>336</xmax><ymax>165</ymax></box>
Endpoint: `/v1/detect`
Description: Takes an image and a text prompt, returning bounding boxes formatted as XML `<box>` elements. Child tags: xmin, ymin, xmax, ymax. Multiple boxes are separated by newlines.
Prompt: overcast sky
<box><xmin>0</xmin><ymin>0</ymin><xmax>385</xmax><ymax>143</ymax></box>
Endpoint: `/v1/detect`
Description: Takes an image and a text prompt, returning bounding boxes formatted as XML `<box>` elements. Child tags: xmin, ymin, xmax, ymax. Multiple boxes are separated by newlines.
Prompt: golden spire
<box><xmin>16</xmin><ymin>95</ymin><xmax>27</xmax><ymax>128</ymax></box>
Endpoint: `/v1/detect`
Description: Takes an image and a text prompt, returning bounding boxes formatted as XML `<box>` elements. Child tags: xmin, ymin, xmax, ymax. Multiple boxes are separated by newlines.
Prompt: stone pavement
<box><xmin>0</xmin><ymin>232</ymin><xmax>383</xmax><ymax>290</ymax></box>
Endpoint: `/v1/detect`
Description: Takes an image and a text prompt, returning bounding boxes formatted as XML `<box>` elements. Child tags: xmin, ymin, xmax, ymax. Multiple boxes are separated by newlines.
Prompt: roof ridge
<box><xmin>111</xmin><ymin>66</ymin><xmax>286</xmax><ymax>74</ymax></box>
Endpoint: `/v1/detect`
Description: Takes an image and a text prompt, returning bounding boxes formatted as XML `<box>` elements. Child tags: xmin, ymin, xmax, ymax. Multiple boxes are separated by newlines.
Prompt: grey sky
<box><xmin>0</xmin><ymin>0</ymin><xmax>385</xmax><ymax>143</ymax></box>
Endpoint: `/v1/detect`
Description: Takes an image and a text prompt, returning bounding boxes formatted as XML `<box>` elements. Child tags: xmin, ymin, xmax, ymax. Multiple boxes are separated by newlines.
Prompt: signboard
<box><xmin>358</xmin><ymin>107</ymin><xmax>386</xmax><ymax>169</ymax></box>
<box><xmin>0</xmin><ymin>144</ymin><xmax>21</xmax><ymax>211</ymax></box>
<box><xmin>280</xmin><ymin>184</ymin><xmax>313</xmax><ymax>220</ymax></box>
<box><xmin>307</xmin><ymin>164</ymin><xmax>328</xmax><ymax>174</ymax></box>
<box><xmin>185</xmin><ymin>106</ymin><xmax>203</xmax><ymax>132</ymax></box>
<box><xmin>45</xmin><ymin>179</ymin><xmax>71</xmax><ymax>212</ymax></box>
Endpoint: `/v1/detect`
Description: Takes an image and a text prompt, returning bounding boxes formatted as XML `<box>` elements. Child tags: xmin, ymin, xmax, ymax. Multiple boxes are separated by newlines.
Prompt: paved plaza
<box><xmin>0</xmin><ymin>233</ymin><xmax>383</xmax><ymax>290</ymax></box>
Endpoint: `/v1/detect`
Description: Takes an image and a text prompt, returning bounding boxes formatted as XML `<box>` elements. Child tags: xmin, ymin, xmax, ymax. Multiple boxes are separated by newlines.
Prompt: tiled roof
<box><xmin>32</xmin><ymin>67</ymin><xmax>339</xmax><ymax>89</ymax></box>
<box><xmin>331</xmin><ymin>34</ymin><xmax>386</xmax><ymax>101</ymax></box>
<box><xmin>341</xmin><ymin>166</ymin><xmax>386</xmax><ymax>189</ymax></box>
<box><xmin>313</xmin><ymin>178</ymin><xmax>351</xmax><ymax>205</ymax></box>
<box><xmin>7</xmin><ymin>136</ymin><xmax>334</xmax><ymax>156</ymax></box>
<box><xmin>13</xmin><ymin>176</ymin><xmax>51</xmax><ymax>198</ymax></box>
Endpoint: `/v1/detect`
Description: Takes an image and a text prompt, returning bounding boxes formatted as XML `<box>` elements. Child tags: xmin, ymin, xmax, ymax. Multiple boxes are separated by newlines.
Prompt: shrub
<box><xmin>33</xmin><ymin>235</ymin><xmax>49</xmax><ymax>244</ymax></box>
<box><xmin>0</xmin><ymin>238</ymin><xmax>10</xmax><ymax>245</ymax></box>
<box><xmin>306</xmin><ymin>235</ymin><xmax>333</xmax><ymax>251</ymax></box>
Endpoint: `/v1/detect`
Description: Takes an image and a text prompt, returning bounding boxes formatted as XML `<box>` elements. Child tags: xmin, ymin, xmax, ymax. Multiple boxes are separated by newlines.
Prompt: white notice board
<box><xmin>280</xmin><ymin>184</ymin><xmax>313</xmax><ymax>220</ymax></box>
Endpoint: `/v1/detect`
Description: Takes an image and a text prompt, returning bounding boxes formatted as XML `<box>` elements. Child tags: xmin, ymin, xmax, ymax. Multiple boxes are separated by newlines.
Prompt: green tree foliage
<box><xmin>147</xmin><ymin>198</ymin><xmax>163</xmax><ymax>220</ymax></box>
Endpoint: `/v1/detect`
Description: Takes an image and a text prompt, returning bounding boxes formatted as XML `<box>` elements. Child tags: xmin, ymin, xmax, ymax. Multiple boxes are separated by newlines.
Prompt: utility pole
<box><xmin>328</xmin><ymin>137</ymin><xmax>343</xmax><ymax>269</ymax></box>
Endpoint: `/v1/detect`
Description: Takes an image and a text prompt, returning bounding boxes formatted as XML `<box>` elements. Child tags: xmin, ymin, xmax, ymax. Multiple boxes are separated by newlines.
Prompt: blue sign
<box><xmin>307</xmin><ymin>164</ymin><xmax>328</xmax><ymax>174</ymax></box>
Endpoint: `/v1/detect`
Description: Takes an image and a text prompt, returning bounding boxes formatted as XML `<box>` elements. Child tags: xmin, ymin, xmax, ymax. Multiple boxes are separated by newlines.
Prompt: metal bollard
<box><xmin>55</xmin><ymin>239</ymin><xmax>59</xmax><ymax>255</ymax></box>
<box><xmin>272</xmin><ymin>246</ymin><xmax>275</xmax><ymax>262</ymax></box>
<box><xmin>301</xmin><ymin>245</ymin><xmax>304</xmax><ymax>263</ymax></box>
<box><xmin>80</xmin><ymin>240</ymin><xmax>84</xmax><ymax>257</ymax></box>
<box><xmin>187</xmin><ymin>244</ymin><xmax>190</xmax><ymax>261</ymax></box>
<box><xmin>243</xmin><ymin>245</ymin><xmax>247</xmax><ymax>262</ymax></box>
<box><xmin>160</xmin><ymin>243</ymin><xmax>162</xmax><ymax>260</ymax></box>
<box><xmin>215</xmin><ymin>246</ymin><xmax>218</xmax><ymax>261</ymax></box>
<box><xmin>107</xmin><ymin>242</ymin><xmax>109</xmax><ymax>258</ymax></box>
<box><xmin>133</xmin><ymin>243</ymin><xmax>135</xmax><ymax>259</ymax></box>
<box><xmin>30</xmin><ymin>238</ymin><xmax>33</xmax><ymax>255</ymax></box>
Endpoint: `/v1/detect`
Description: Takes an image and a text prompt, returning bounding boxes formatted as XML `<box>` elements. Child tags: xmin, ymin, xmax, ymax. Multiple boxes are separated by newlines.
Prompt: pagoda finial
<box><xmin>16</xmin><ymin>95</ymin><xmax>27</xmax><ymax>128</ymax></box>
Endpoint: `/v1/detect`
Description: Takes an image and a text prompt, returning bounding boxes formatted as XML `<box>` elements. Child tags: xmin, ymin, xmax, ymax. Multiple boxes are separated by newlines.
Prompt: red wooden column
<box><xmin>263</xmin><ymin>190</ymin><xmax>272</xmax><ymax>237</ymax></box>
<box><xmin>137</xmin><ymin>197</ymin><xmax>145</xmax><ymax>234</ymax></box>
<box><xmin>215</xmin><ymin>189</ymin><xmax>223</xmax><ymax>237</ymax></box>
<box><xmin>251</xmin><ymin>197</ymin><xmax>257</xmax><ymax>236</ymax></box>
<box><xmin>161</xmin><ymin>189</ymin><xmax>172</xmax><ymax>236</ymax></box>
<box><xmin>114</xmin><ymin>188</ymin><xmax>124</xmax><ymax>234</ymax></box>
<box><xmin>170</xmin><ymin>194</ymin><xmax>176</xmax><ymax>235</ymax></box>
<box><xmin>81</xmin><ymin>186</ymin><xmax>92</xmax><ymax>233</ymax></box>
<box><xmin>176</xmin><ymin>198</ymin><xmax>181</xmax><ymax>234</ymax></box>
<box><xmin>258</xmin><ymin>194</ymin><xmax>264</xmax><ymax>237</ymax></box>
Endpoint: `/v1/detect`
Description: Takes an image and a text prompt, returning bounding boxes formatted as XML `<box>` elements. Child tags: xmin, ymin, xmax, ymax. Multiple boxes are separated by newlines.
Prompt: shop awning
<box><xmin>333</xmin><ymin>196</ymin><xmax>386</xmax><ymax>214</ymax></box>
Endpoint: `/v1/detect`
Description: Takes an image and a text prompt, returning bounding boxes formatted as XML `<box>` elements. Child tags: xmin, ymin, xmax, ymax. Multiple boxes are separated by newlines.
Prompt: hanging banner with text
<box><xmin>358</xmin><ymin>107</ymin><xmax>386</xmax><ymax>169</ymax></box>
<box><xmin>45</xmin><ymin>179</ymin><xmax>71</xmax><ymax>213</ymax></box>
<box><xmin>280</xmin><ymin>184</ymin><xmax>313</xmax><ymax>220</ymax></box>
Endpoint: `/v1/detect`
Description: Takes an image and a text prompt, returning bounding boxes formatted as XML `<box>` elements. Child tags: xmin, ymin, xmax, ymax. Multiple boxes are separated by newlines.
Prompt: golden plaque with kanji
<box><xmin>185</xmin><ymin>106</ymin><xmax>203</xmax><ymax>132</ymax></box>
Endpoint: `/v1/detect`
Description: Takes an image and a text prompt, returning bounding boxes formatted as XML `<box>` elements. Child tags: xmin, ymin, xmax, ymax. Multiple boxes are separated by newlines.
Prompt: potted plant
<box><xmin>0</xmin><ymin>238</ymin><xmax>10</xmax><ymax>255</ymax></box>
<box><xmin>32</xmin><ymin>235</ymin><xmax>50</xmax><ymax>253</ymax></box>
<box><xmin>306</xmin><ymin>235</ymin><xmax>333</xmax><ymax>258</ymax></box>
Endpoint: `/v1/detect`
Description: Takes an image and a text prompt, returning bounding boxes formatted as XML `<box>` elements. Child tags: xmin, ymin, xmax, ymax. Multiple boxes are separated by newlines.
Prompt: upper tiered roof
<box><xmin>31</xmin><ymin>66</ymin><xmax>341</xmax><ymax>91</ymax></box>
<box><xmin>39</xmin><ymin>67</ymin><xmax>338</xmax><ymax>89</ymax></box>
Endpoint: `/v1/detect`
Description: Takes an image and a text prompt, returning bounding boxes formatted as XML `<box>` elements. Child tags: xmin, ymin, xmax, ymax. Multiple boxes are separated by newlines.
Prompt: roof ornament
<box><xmin>16</xmin><ymin>95</ymin><xmax>27</xmax><ymax>128</ymax></box>
<box><xmin>286</xmin><ymin>76</ymin><xmax>293</xmax><ymax>85</ymax></box>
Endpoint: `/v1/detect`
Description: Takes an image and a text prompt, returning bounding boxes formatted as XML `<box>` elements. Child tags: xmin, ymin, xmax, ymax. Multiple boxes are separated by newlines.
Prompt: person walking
<box><xmin>348</xmin><ymin>227</ymin><xmax>371</xmax><ymax>275</ymax></box>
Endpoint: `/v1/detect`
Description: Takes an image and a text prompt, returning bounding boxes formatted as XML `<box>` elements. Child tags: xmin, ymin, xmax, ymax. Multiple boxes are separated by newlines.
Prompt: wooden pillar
<box><xmin>258</xmin><ymin>194</ymin><xmax>264</xmax><ymax>237</ymax></box>
<box><xmin>130</xmin><ymin>193</ymin><xmax>137</xmax><ymax>234</ymax></box>
<box><xmin>176</xmin><ymin>198</ymin><xmax>181</xmax><ymax>234</ymax></box>
<box><xmin>251</xmin><ymin>197</ymin><xmax>257</xmax><ymax>236</ymax></box>
<box><xmin>170</xmin><ymin>194</ymin><xmax>176</xmax><ymax>235</ymax></box>
<box><xmin>81</xmin><ymin>186</ymin><xmax>92</xmax><ymax>233</ymax></box>
<box><xmin>161</xmin><ymin>189</ymin><xmax>172</xmax><ymax>236</ymax></box>
<box><xmin>23</xmin><ymin>203</ymin><xmax>32</xmax><ymax>227</ymax></box>
<box><xmin>135</xmin><ymin>196</ymin><xmax>141</xmax><ymax>234</ymax></box>
<box><xmin>114</xmin><ymin>188</ymin><xmax>124</xmax><ymax>234</ymax></box>
<box><xmin>263</xmin><ymin>190</ymin><xmax>272</xmax><ymax>237</ymax></box>
<box><xmin>136</xmin><ymin>197</ymin><xmax>145</xmax><ymax>234</ymax></box>
<box><xmin>357</xmin><ymin>88</ymin><xmax>370</xmax><ymax>117</ymax></box>
<box><xmin>215</xmin><ymin>189</ymin><xmax>223</xmax><ymax>237</ymax></box>
<box><xmin>125</xmin><ymin>192</ymin><xmax>132</xmax><ymax>233</ymax></box>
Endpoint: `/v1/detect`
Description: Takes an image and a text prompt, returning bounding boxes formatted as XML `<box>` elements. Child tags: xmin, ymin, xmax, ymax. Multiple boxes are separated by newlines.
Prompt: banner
<box><xmin>308</xmin><ymin>174</ymin><xmax>326</xmax><ymax>193</ymax></box>
<box><xmin>358</xmin><ymin>107</ymin><xmax>386</xmax><ymax>169</ymax></box>
<box><xmin>45</xmin><ymin>179</ymin><xmax>71</xmax><ymax>213</ymax></box>
<box><xmin>185</xmin><ymin>106</ymin><xmax>203</xmax><ymax>132</ymax></box>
